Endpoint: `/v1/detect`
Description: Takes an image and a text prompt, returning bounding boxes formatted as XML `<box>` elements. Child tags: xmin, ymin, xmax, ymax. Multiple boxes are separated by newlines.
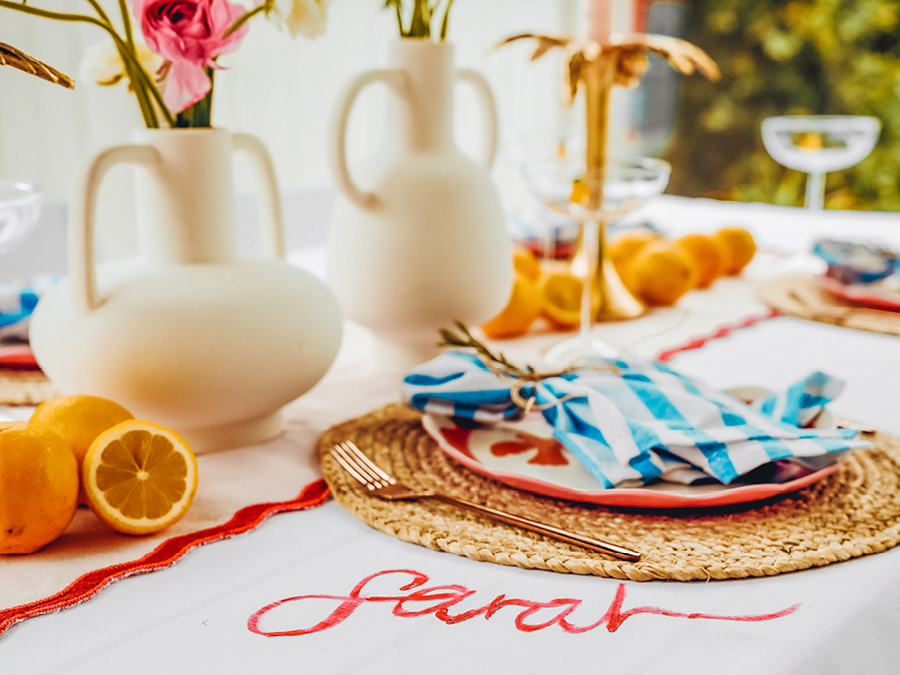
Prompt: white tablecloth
<box><xmin>2</xmin><ymin>196</ymin><xmax>900</xmax><ymax>674</ymax></box>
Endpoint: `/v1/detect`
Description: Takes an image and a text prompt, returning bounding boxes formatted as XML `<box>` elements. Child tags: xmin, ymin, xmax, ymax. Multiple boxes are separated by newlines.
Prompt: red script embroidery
<box><xmin>248</xmin><ymin>569</ymin><xmax>801</xmax><ymax>637</ymax></box>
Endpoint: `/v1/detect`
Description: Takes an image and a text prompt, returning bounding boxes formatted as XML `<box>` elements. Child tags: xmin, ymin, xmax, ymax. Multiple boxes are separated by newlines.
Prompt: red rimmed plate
<box><xmin>819</xmin><ymin>275</ymin><xmax>900</xmax><ymax>312</ymax></box>
<box><xmin>421</xmin><ymin>413</ymin><xmax>840</xmax><ymax>509</ymax></box>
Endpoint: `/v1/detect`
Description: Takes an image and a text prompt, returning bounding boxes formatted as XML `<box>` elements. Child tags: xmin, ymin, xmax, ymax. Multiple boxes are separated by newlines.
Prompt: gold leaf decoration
<box><xmin>498</xmin><ymin>31</ymin><xmax>720</xmax><ymax>104</ymax></box>
<box><xmin>614</xmin><ymin>33</ymin><xmax>721</xmax><ymax>82</ymax></box>
<box><xmin>496</xmin><ymin>33</ymin><xmax>571</xmax><ymax>62</ymax></box>
<box><xmin>0</xmin><ymin>41</ymin><xmax>74</xmax><ymax>89</ymax></box>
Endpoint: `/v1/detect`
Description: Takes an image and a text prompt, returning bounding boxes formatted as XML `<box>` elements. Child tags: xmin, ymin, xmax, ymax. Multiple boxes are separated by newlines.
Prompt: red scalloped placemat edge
<box><xmin>655</xmin><ymin>308</ymin><xmax>780</xmax><ymax>362</ymax></box>
<box><xmin>0</xmin><ymin>478</ymin><xmax>330</xmax><ymax>638</ymax></box>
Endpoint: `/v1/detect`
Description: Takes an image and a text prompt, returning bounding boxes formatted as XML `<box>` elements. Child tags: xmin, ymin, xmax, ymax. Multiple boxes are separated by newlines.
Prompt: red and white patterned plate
<box><xmin>422</xmin><ymin>412</ymin><xmax>839</xmax><ymax>509</ymax></box>
<box><xmin>819</xmin><ymin>274</ymin><xmax>900</xmax><ymax>312</ymax></box>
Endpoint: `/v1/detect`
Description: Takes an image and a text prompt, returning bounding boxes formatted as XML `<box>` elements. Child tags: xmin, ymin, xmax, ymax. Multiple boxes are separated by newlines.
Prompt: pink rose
<box><xmin>134</xmin><ymin>0</ymin><xmax>249</xmax><ymax>113</ymax></box>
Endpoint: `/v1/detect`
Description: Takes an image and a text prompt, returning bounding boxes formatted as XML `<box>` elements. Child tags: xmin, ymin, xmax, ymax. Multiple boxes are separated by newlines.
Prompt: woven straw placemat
<box><xmin>758</xmin><ymin>274</ymin><xmax>900</xmax><ymax>336</ymax></box>
<box><xmin>0</xmin><ymin>369</ymin><xmax>57</xmax><ymax>406</ymax></box>
<box><xmin>319</xmin><ymin>403</ymin><xmax>900</xmax><ymax>582</ymax></box>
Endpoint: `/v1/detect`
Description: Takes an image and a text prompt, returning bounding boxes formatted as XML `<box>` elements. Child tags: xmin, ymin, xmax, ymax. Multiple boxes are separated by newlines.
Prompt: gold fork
<box><xmin>330</xmin><ymin>441</ymin><xmax>641</xmax><ymax>562</ymax></box>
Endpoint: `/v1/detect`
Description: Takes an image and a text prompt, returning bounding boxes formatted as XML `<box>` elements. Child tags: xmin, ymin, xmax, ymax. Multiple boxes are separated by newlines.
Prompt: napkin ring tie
<box><xmin>502</xmin><ymin>364</ymin><xmax>618</xmax><ymax>418</ymax></box>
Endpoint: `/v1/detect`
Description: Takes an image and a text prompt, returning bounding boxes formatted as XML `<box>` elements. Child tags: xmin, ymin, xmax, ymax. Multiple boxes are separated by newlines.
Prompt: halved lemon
<box><xmin>481</xmin><ymin>271</ymin><xmax>543</xmax><ymax>339</ymax></box>
<box><xmin>540</xmin><ymin>271</ymin><xmax>583</xmax><ymax>329</ymax></box>
<box><xmin>539</xmin><ymin>270</ymin><xmax>601</xmax><ymax>329</ymax></box>
<box><xmin>82</xmin><ymin>420</ymin><xmax>198</xmax><ymax>535</ymax></box>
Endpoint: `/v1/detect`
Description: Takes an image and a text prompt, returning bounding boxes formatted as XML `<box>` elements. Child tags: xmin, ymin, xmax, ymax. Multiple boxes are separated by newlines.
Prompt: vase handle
<box><xmin>70</xmin><ymin>143</ymin><xmax>160</xmax><ymax>315</ymax></box>
<box><xmin>455</xmin><ymin>69</ymin><xmax>498</xmax><ymax>169</ymax></box>
<box><xmin>329</xmin><ymin>69</ymin><xmax>408</xmax><ymax>210</ymax></box>
<box><xmin>232</xmin><ymin>133</ymin><xmax>285</xmax><ymax>258</ymax></box>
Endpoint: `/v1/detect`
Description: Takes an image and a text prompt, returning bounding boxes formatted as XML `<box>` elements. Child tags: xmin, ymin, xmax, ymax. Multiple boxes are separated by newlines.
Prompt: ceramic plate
<box><xmin>422</xmin><ymin>412</ymin><xmax>840</xmax><ymax>509</ymax></box>
<box><xmin>819</xmin><ymin>274</ymin><xmax>900</xmax><ymax>312</ymax></box>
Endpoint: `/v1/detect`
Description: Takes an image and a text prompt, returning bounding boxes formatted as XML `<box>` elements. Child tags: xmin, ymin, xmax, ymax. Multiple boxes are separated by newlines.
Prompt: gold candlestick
<box><xmin>501</xmin><ymin>32</ymin><xmax>719</xmax><ymax>322</ymax></box>
<box><xmin>582</xmin><ymin>52</ymin><xmax>646</xmax><ymax>320</ymax></box>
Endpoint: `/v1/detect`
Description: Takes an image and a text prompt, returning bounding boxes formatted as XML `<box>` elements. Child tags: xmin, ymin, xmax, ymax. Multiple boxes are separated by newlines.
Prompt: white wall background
<box><xmin>0</xmin><ymin>0</ymin><xmax>654</xmax><ymax>270</ymax></box>
<box><xmin>0</xmin><ymin>1</ymin><xmax>593</xmax><ymax>192</ymax></box>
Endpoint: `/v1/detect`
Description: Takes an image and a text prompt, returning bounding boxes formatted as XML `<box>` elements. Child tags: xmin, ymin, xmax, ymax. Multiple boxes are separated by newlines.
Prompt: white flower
<box><xmin>269</xmin><ymin>0</ymin><xmax>329</xmax><ymax>39</ymax></box>
<box><xmin>79</xmin><ymin>41</ymin><xmax>165</xmax><ymax>88</ymax></box>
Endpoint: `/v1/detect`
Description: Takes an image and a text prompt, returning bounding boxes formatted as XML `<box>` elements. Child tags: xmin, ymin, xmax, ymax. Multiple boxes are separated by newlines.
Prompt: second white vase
<box><xmin>327</xmin><ymin>38</ymin><xmax>512</xmax><ymax>371</ymax></box>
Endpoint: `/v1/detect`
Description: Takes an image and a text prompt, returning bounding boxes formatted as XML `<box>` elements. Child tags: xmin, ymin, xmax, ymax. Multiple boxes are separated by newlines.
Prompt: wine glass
<box><xmin>761</xmin><ymin>115</ymin><xmax>881</xmax><ymax>210</ymax></box>
<box><xmin>0</xmin><ymin>179</ymin><xmax>41</xmax><ymax>255</ymax></box>
<box><xmin>522</xmin><ymin>156</ymin><xmax>671</xmax><ymax>366</ymax></box>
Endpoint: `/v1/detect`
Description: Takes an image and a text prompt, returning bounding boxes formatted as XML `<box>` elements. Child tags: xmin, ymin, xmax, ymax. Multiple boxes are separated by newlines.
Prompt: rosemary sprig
<box><xmin>437</xmin><ymin>321</ymin><xmax>536</xmax><ymax>377</ymax></box>
<box><xmin>438</xmin><ymin>320</ymin><xmax>620</xmax><ymax>380</ymax></box>
<box><xmin>438</xmin><ymin>321</ymin><xmax>620</xmax><ymax>416</ymax></box>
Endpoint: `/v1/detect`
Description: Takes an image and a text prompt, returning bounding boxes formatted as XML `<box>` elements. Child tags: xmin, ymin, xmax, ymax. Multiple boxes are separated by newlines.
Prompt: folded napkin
<box><xmin>402</xmin><ymin>351</ymin><xmax>870</xmax><ymax>488</ymax></box>
<box><xmin>813</xmin><ymin>239</ymin><xmax>898</xmax><ymax>285</ymax></box>
<box><xmin>0</xmin><ymin>276</ymin><xmax>57</xmax><ymax>342</ymax></box>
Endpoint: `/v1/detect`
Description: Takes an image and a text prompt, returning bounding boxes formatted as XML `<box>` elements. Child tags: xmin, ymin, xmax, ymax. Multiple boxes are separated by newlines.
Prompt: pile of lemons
<box><xmin>0</xmin><ymin>395</ymin><xmax>198</xmax><ymax>555</ymax></box>
<box><xmin>612</xmin><ymin>226</ymin><xmax>756</xmax><ymax>306</ymax></box>
<box><xmin>481</xmin><ymin>226</ymin><xmax>756</xmax><ymax>340</ymax></box>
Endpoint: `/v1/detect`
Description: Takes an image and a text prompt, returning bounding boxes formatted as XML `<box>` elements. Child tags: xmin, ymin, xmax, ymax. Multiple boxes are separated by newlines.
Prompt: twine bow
<box><xmin>437</xmin><ymin>322</ymin><xmax>618</xmax><ymax>418</ymax></box>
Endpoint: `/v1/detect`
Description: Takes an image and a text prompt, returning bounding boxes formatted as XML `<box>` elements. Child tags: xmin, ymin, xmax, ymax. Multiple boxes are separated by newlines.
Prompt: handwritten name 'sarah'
<box><xmin>248</xmin><ymin>569</ymin><xmax>801</xmax><ymax>637</ymax></box>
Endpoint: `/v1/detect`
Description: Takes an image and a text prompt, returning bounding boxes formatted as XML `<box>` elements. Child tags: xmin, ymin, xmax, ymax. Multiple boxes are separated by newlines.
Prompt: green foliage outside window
<box><xmin>663</xmin><ymin>0</ymin><xmax>900</xmax><ymax>210</ymax></box>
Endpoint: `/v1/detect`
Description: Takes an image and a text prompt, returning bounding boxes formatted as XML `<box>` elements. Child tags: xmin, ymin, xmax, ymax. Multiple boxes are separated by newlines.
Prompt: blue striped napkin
<box><xmin>402</xmin><ymin>351</ymin><xmax>870</xmax><ymax>488</ymax></box>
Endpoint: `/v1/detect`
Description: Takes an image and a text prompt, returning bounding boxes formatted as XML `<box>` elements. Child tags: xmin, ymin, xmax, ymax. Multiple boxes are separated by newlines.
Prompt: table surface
<box><xmin>2</xmin><ymin>196</ymin><xmax>900</xmax><ymax>675</ymax></box>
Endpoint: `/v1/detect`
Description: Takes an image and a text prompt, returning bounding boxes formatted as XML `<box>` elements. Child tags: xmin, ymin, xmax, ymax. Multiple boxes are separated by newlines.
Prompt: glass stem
<box><xmin>805</xmin><ymin>172</ymin><xmax>825</xmax><ymax>210</ymax></box>
<box><xmin>579</xmin><ymin>219</ymin><xmax>600</xmax><ymax>338</ymax></box>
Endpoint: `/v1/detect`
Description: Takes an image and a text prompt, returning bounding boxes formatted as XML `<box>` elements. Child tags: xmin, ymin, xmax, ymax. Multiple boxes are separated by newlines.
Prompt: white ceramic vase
<box><xmin>327</xmin><ymin>39</ymin><xmax>512</xmax><ymax>371</ymax></box>
<box><xmin>30</xmin><ymin>128</ymin><xmax>343</xmax><ymax>452</ymax></box>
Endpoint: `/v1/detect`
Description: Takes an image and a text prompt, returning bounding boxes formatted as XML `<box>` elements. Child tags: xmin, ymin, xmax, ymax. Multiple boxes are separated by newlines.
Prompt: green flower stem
<box><xmin>175</xmin><ymin>68</ymin><xmax>213</xmax><ymax>127</ymax></box>
<box><xmin>225</xmin><ymin>1</ymin><xmax>269</xmax><ymax>39</ymax></box>
<box><xmin>103</xmin><ymin>30</ymin><xmax>162</xmax><ymax>126</ymax></box>
<box><xmin>82</xmin><ymin>0</ymin><xmax>112</xmax><ymax>27</ymax></box>
<box><xmin>408</xmin><ymin>0</ymin><xmax>427</xmax><ymax>37</ymax></box>
<box><xmin>0</xmin><ymin>1</ymin><xmax>106</xmax><ymax>30</ymax></box>
<box><xmin>124</xmin><ymin>54</ymin><xmax>175</xmax><ymax>127</ymax></box>
<box><xmin>385</xmin><ymin>0</ymin><xmax>453</xmax><ymax>40</ymax></box>
<box><xmin>120</xmin><ymin>51</ymin><xmax>157</xmax><ymax>127</ymax></box>
<box><xmin>115</xmin><ymin>0</ymin><xmax>135</xmax><ymax>47</ymax></box>
<box><xmin>439</xmin><ymin>0</ymin><xmax>454</xmax><ymax>39</ymax></box>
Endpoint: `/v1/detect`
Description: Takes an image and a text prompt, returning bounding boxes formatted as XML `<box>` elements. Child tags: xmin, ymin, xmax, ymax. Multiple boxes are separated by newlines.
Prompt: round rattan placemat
<box><xmin>758</xmin><ymin>274</ymin><xmax>900</xmax><ymax>336</ymax></box>
<box><xmin>319</xmin><ymin>403</ymin><xmax>900</xmax><ymax>582</ymax></box>
<box><xmin>0</xmin><ymin>369</ymin><xmax>57</xmax><ymax>406</ymax></box>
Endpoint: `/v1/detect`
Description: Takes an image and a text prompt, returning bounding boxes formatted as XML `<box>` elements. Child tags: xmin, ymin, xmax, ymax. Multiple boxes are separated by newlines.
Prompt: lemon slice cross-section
<box><xmin>82</xmin><ymin>420</ymin><xmax>198</xmax><ymax>535</ymax></box>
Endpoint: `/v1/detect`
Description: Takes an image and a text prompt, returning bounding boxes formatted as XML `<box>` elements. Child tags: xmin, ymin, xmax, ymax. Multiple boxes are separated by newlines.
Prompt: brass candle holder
<box><xmin>501</xmin><ymin>32</ymin><xmax>719</xmax><ymax>322</ymax></box>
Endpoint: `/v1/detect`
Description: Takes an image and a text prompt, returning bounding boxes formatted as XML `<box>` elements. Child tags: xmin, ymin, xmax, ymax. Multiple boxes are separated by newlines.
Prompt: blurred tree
<box><xmin>663</xmin><ymin>0</ymin><xmax>900</xmax><ymax>210</ymax></box>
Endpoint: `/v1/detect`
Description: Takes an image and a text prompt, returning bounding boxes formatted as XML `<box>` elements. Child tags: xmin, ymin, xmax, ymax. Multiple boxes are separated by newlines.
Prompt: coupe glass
<box><xmin>761</xmin><ymin>115</ymin><xmax>880</xmax><ymax>210</ymax></box>
<box><xmin>522</xmin><ymin>156</ymin><xmax>671</xmax><ymax>366</ymax></box>
<box><xmin>0</xmin><ymin>179</ymin><xmax>41</xmax><ymax>254</ymax></box>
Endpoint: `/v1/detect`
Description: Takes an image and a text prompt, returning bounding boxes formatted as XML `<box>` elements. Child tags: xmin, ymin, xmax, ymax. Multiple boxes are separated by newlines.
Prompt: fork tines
<box><xmin>331</xmin><ymin>441</ymin><xmax>396</xmax><ymax>490</ymax></box>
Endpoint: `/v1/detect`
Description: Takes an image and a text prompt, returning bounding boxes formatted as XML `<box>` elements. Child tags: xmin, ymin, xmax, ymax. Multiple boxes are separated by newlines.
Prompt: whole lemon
<box><xmin>714</xmin><ymin>226</ymin><xmax>756</xmax><ymax>275</ymax></box>
<box><xmin>676</xmin><ymin>233</ymin><xmax>723</xmax><ymax>289</ymax></box>
<box><xmin>608</xmin><ymin>229</ymin><xmax>662</xmax><ymax>279</ymax></box>
<box><xmin>625</xmin><ymin>242</ymin><xmax>698</xmax><ymax>307</ymax></box>
<box><xmin>30</xmin><ymin>395</ymin><xmax>134</xmax><ymax>501</ymax></box>
<box><xmin>0</xmin><ymin>423</ymin><xmax>79</xmax><ymax>554</ymax></box>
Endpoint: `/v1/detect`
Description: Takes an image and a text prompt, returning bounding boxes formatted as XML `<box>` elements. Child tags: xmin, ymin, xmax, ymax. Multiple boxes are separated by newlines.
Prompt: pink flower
<box><xmin>134</xmin><ymin>0</ymin><xmax>249</xmax><ymax>113</ymax></box>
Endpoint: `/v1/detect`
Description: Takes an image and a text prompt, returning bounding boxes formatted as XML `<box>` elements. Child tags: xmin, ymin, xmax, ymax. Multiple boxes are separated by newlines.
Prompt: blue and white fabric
<box><xmin>0</xmin><ymin>276</ymin><xmax>57</xmax><ymax>341</ymax></box>
<box><xmin>402</xmin><ymin>351</ymin><xmax>870</xmax><ymax>488</ymax></box>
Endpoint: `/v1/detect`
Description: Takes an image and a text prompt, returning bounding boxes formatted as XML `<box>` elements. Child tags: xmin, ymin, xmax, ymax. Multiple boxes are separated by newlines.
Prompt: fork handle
<box><xmin>429</xmin><ymin>494</ymin><xmax>641</xmax><ymax>562</ymax></box>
